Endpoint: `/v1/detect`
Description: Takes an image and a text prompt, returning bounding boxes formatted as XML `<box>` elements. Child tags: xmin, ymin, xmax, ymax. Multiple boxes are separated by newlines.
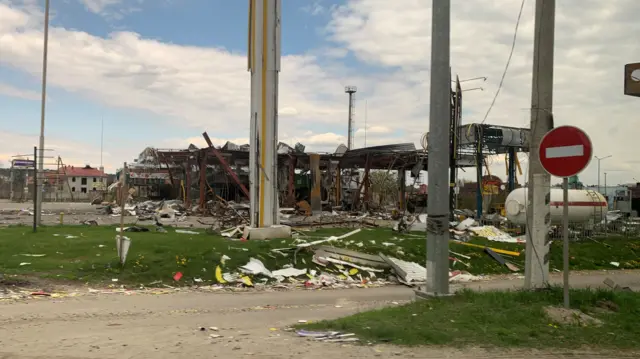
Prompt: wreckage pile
<box><xmin>96</xmin><ymin>198</ymin><xmax>252</xmax><ymax>228</ymax></box>
<box><xmin>209</xmin><ymin>201</ymin><xmax>249</xmax><ymax>228</ymax></box>
<box><xmin>98</xmin><ymin>200</ymin><xmax>189</xmax><ymax>221</ymax></box>
<box><xmin>395</xmin><ymin>213</ymin><xmax>525</xmax><ymax>244</ymax></box>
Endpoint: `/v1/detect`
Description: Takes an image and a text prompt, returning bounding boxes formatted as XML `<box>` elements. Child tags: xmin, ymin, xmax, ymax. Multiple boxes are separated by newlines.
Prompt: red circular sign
<box><xmin>539</xmin><ymin>125</ymin><xmax>592</xmax><ymax>178</ymax></box>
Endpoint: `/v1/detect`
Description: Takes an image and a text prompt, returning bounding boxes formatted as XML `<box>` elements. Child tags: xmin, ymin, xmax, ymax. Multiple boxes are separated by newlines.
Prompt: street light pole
<box><xmin>594</xmin><ymin>155</ymin><xmax>612</xmax><ymax>194</ymax></box>
<box><xmin>37</xmin><ymin>0</ymin><xmax>51</xmax><ymax>225</ymax></box>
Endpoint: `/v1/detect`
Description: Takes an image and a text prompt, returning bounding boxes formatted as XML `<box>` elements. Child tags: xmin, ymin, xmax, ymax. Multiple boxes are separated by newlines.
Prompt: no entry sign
<box><xmin>539</xmin><ymin>126</ymin><xmax>592</xmax><ymax>178</ymax></box>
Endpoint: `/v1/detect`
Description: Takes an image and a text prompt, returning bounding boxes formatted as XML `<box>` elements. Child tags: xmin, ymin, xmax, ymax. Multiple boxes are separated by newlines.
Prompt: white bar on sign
<box><xmin>546</xmin><ymin>145</ymin><xmax>583</xmax><ymax>159</ymax></box>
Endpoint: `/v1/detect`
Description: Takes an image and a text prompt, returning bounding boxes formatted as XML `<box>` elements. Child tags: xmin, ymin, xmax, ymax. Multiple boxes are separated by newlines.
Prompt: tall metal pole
<box><xmin>348</xmin><ymin>93</ymin><xmax>353</xmax><ymax>149</ymax></box>
<box><xmin>525</xmin><ymin>0</ymin><xmax>555</xmax><ymax>289</ymax></box>
<box><xmin>562</xmin><ymin>177</ymin><xmax>569</xmax><ymax>308</ymax></box>
<box><xmin>597</xmin><ymin>159</ymin><xmax>600</xmax><ymax>193</ymax></box>
<box><xmin>37</xmin><ymin>0</ymin><xmax>51</xmax><ymax>225</ymax></box>
<box><xmin>424</xmin><ymin>0</ymin><xmax>451</xmax><ymax>296</ymax></box>
<box><xmin>345</xmin><ymin>86</ymin><xmax>356</xmax><ymax>150</ymax></box>
<box><xmin>33</xmin><ymin>147</ymin><xmax>38</xmax><ymax>233</ymax></box>
<box><xmin>604</xmin><ymin>171</ymin><xmax>608</xmax><ymax>236</ymax></box>
<box><xmin>595</xmin><ymin>155</ymin><xmax>611</xmax><ymax>194</ymax></box>
<box><xmin>100</xmin><ymin>116</ymin><xmax>104</xmax><ymax>168</ymax></box>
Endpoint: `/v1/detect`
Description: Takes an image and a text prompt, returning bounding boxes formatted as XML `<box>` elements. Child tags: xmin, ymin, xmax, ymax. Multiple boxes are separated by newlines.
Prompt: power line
<box><xmin>480</xmin><ymin>0</ymin><xmax>527</xmax><ymax>124</ymax></box>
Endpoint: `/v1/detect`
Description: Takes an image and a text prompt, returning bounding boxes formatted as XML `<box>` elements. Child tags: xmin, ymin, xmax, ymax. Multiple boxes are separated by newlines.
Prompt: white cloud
<box><xmin>79</xmin><ymin>0</ymin><xmax>122</xmax><ymax>14</ymax></box>
<box><xmin>1</xmin><ymin>1</ymin><xmax>639</xmax><ymax>186</ymax></box>
<box><xmin>77</xmin><ymin>0</ymin><xmax>143</xmax><ymax>22</ymax></box>
<box><xmin>0</xmin><ymin>83</ymin><xmax>40</xmax><ymax>100</ymax></box>
<box><xmin>355</xmin><ymin>125</ymin><xmax>391</xmax><ymax>135</ymax></box>
<box><xmin>301</xmin><ymin>1</ymin><xmax>326</xmax><ymax>16</ymax></box>
<box><xmin>326</xmin><ymin>0</ymin><xmax>640</xmax><ymax>185</ymax></box>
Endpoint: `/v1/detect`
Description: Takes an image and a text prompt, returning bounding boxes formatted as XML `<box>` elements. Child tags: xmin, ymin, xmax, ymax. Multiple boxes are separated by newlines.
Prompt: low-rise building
<box><xmin>36</xmin><ymin>165</ymin><xmax>108</xmax><ymax>202</ymax></box>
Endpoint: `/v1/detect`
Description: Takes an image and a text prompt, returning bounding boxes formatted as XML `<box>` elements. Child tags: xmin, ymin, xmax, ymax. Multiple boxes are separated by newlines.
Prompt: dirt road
<box><xmin>1</xmin><ymin>271</ymin><xmax>639</xmax><ymax>359</ymax></box>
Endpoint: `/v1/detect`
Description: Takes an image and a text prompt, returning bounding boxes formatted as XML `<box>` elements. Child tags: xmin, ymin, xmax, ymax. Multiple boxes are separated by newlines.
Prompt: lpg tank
<box><xmin>505</xmin><ymin>188</ymin><xmax>607</xmax><ymax>225</ymax></box>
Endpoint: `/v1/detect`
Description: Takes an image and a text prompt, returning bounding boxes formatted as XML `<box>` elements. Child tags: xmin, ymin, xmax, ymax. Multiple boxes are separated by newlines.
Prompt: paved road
<box><xmin>1</xmin><ymin>271</ymin><xmax>638</xmax><ymax>359</ymax></box>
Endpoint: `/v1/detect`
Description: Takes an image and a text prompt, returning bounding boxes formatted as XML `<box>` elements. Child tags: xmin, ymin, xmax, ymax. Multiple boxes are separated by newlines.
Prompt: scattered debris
<box><xmin>603</xmin><ymin>278</ymin><xmax>633</xmax><ymax>292</ymax></box>
<box><xmin>314</xmin><ymin>246</ymin><xmax>389</xmax><ymax>269</ymax></box>
<box><xmin>455</xmin><ymin>241</ymin><xmax>521</xmax><ymax>257</ymax></box>
<box><xmin>484</xmin><ymin>248</ymin><xmax>520</xmax><ymax>272</ymax></box>
<box><xmin>115</xmin><ymin>226</ymin><xmax>149</xmax><ymax>233</ymax></box>
<box><xmin>175</xmin><ymin>229</ymin><xmax>199</xmax><ymax>235</ymax></box>
<box><xmin>272</xmin><ymin>267</ymin><xmax>307</xmax><ymax>279</ymax></box>
<box><xmin>239</xmin><ymin>258</ymin><xmax>272</xmax><ymax>277</ymax></box>
<box><xmin>544</xmin><ymin>306</ymin><xmax>603</xmax><ymax>327</ymax></box>
<box><xmin>296</xmin><ymin>330</ymin><xmax>359</xmax><ymax>343</ymax></box>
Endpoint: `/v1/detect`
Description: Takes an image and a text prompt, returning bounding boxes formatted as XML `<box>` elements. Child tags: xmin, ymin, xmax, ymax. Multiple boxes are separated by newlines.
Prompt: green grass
<box><xmin>0</xmin><ymin>225</ymin><xmax>639</xmax><ymax>286</ymax></box>
<box><xmin>299</xmin><ymin>287</ymin><xmax>640</xmax><ymax>349</ymax></box>
<box><xmin>0</xmin><ymin>225</ymin><xmax>306</xmax><ymax>285</ymax></box>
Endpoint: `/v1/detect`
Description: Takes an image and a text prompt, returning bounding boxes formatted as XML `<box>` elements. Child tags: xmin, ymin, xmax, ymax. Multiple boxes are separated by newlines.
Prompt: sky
<box><xmin>1</xmin><ymin>0</ymin><xmax>639</xmax><ymax>187</ymax></box>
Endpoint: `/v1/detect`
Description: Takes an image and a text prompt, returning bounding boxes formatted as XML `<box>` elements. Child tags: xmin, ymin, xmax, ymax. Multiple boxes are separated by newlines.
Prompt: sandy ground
<box><xmin>1</xmin><ymin>271</ymin><xmax>639</xmax><ymax>359</ymax></box>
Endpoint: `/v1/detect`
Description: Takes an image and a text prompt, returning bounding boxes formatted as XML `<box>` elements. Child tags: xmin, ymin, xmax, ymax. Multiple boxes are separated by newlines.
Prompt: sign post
<box><xmin>539</xmin><ymin>125</ymin><xmax>593</xmax><ymax>308</ymax></box>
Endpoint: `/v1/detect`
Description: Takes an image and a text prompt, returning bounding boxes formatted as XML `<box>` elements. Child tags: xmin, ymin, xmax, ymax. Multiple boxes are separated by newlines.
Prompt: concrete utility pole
<box><xmin>247</xmin><ymin>0</ymin><xmax>281</xmax><ymax>228</ymax></box>
<box><xmin>595</xmin><ymin>155</ymin><xmax>611</xmax><ymax>194</ymax></box>
<box><xmin>36</xmin><ymin>0</ymin><xmax>51</xmax><ymax>225</ymax></box>
<box><xmin>424</xmin><ymin>0</ymin><xmax>451</xmax><ymax>296</ymax></box>
<box><xmin>525</xmin><ymin>0</ymin><xmax>555</xmax><ymax>289</ymax></box>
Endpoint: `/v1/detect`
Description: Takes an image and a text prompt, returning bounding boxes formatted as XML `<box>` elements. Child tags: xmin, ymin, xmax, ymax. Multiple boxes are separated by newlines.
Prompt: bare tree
<box><xmin>370</xmin><ymin>170</ymin><xmax>398</xmax><ymax>207</ymax></box>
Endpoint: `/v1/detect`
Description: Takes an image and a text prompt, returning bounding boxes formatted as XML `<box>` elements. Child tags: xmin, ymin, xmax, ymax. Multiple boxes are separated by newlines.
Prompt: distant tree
<box><xmin>370</xmin><ymin>171</ymin><xmax>398</xmax><ymax>206</ymax></box>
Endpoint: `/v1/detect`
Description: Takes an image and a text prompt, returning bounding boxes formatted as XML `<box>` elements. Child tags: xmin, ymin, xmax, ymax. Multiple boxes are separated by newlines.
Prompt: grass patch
<box><xmin>0</xmin><ymin>225</ymin><xmax>638</xmax><ymax>286</ymax></box>
<box><xmin>299</xmin><ymin>287</ymin><xmax>640</xmax><ymax>349</ymax></box>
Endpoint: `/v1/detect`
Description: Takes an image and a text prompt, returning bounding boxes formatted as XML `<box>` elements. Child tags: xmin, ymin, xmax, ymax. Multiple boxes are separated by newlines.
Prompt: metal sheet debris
<box><xmin>315</xmin><ymin>246</ymin><xmax>390</xmax><ymax>268</ymax></box>
<box><xmin>468</xmin><ymin>226</ymin><xmax>522</xmax><ymax>243</ymax></box>
<box><xmin>296</xmin><ymin>330</ymin><xmax>359</xmax><ymax>343</ymax></box>
<box><xmin>272</xmin><ymin>267</ymin><xmax>307</xmax><ymax>278</ymax></box>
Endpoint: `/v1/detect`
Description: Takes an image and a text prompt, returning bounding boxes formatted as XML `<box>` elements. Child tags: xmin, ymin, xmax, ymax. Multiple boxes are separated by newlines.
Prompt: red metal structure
<box><xmin>202</xmin><ymin>132</ymin><xmax>250</xmax><ymax>199</ymax></box>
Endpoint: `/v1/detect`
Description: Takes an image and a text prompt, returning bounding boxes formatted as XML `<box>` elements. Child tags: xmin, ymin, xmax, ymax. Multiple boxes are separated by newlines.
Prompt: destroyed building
<box><xmin>122</xmin><ymin>133</ymin><xmax>468</xmax><ymax>218</ymax></box>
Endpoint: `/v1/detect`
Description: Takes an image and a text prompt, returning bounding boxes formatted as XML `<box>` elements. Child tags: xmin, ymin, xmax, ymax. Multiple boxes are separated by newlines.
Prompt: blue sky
<box><xmin>0</xmin><ymin>0</ymin><xmax>359</xmax><ymax>169</ymax></box>
<box><xmin>1</xmin><ymin>0</ymin><xmax>639</xmax><ymax>185</ymax></box>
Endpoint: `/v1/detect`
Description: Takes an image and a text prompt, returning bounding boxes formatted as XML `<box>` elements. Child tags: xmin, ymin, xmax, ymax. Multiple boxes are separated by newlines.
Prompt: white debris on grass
<box><xmin>239</xmin><ymin>258</ymin><xmax>272</xmax><ymax>277</ymax></box>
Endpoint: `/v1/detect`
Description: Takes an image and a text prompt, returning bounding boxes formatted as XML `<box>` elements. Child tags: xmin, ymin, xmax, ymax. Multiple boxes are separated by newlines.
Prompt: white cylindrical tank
<box><xmin>505</xmin><ymin>188</ymin><xmax>607</xmax><ymax>225</ymax></box>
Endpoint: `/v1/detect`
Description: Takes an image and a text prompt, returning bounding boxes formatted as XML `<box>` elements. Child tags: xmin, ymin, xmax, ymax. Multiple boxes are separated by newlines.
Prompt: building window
<box><xmin>71</xmin><ymin>187</ymin><xmax>76</xmax><ymax>192</ymax></box>
<box><xmin>81</xmin><ymin>178</ymin><xmax>87</xmax><ymax>185</ymax></box>
<box><xmin>72</xmin><ymin>177</ymin><xmax>76</xmax><ymax>182</ymax></box>
<box><xmin>93</xmin><ymin>178</ymin><xmax>97</xmax><ymax>183</ymax></box>
<box><xmin>81</xmin><ymin>188</ymin><xmax>87</xmax><ymax>193</ymax></box>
